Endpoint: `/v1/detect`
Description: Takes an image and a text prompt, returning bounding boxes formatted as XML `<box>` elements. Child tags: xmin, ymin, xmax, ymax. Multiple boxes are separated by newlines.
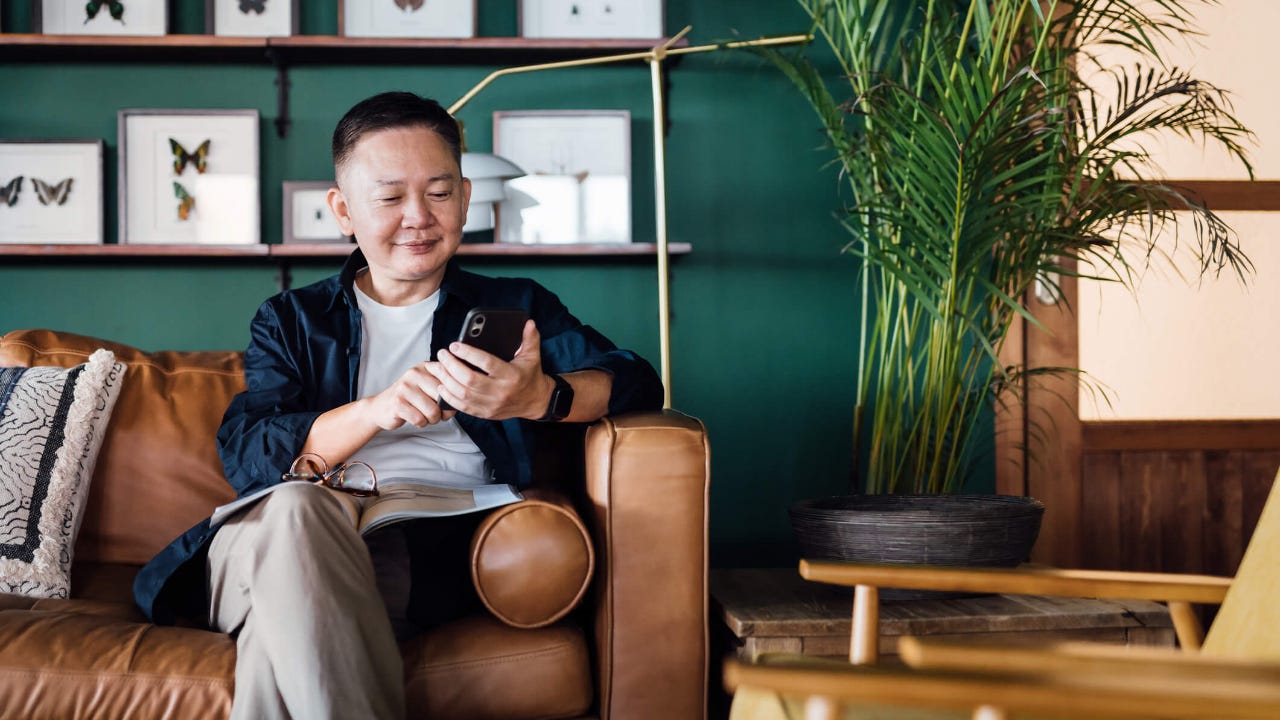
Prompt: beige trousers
<box><xmin>206</xmin><ymin>482</ymin><xmax>405</xmax><ymax>720</ymax></box>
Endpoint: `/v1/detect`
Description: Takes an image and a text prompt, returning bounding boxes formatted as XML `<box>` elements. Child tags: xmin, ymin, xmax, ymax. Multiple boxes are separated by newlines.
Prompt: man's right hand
<box><xmin>363</xmin><ymin>361</ymin><xmax>458</xmax><ymax>430</ymax></box>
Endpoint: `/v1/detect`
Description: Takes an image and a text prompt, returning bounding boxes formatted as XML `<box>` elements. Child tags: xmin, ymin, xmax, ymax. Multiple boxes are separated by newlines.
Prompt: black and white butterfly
<box><xmin>33</xmin><ymin>178</ymin><xmax>73</xmax><ymax>206</ymax></box>
<box><xmin>84</xmin><ymin>0</ymin><xmax>125</xmax><ymax>24</ymax></box>
<box><xmin>394</xmin><ymin>0</ymin><xmax>425</xmax><ymax>11</ymax></box>
<box><xmin>239</xmin><ymin>0</ymin><xmax>266</xmax><ymax>14</ymax></box>
<box><xmin>0</xmin><ymin>177</ymin><xmax>21</xmax><ymax>207</ymax></box>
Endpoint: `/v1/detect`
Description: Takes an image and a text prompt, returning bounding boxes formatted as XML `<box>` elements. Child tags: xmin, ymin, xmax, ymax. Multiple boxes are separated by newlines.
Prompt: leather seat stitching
<box><xmin>0</xmin><ymin>668</ymin><xmax>231</xmax><ymax>688</ymax></box>
<box><xmin>413</xmin><ymin>642</ymin><xmax>578</xmax><ymax>674</ymax></box>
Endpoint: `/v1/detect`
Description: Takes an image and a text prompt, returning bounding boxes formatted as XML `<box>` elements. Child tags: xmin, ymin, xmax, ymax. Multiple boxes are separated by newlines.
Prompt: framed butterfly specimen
<box><xmin>206</xmin><ymin>0</ymin><xmax>297</xmax><ymax>37</ymax></box>
<box><xmin>173</xmin><ymin>182</ymin><xmax>195</xmax><ymax>221</ymax></box>
<box><xmin>0</xmin><ymin>139</ymin><xmax>103</xmax><ymax>245</ymax></box>
<box><xmin>282</xmin><ymin>181</ymin><xmax>350</xmax><ymax>245</ymax></box>
<box><xmin>119</xmin><ymin>109</ymin><xmax>260</xmax><ymax>245</ymax></box>
<box><xmin>519</xmin><ymin>0</ymin><xmax>664</xmax><ymax>40</ymax></box>
<box><xmin>33</xmin><ymin>0</ymin><xmax>167</xmax><ymax>36</ymax></box>
<box><xmin>0</xmin><ymin>177</ymin><xmax>22</xmax><ymax>208</ymax></box>
<box><xmin>33</xmin><ymin>178</ymin><xmax>73</xmax><ymax>206</ymax></box>
<box><xmin>170</xmin><ymin>139</ymin><xmax>210</xmax><ymax>176</ymax></box>
<box><xmin>339</xmin><ymin>0</ymin><xmax>475</xmax><ymax>39</ymax></box>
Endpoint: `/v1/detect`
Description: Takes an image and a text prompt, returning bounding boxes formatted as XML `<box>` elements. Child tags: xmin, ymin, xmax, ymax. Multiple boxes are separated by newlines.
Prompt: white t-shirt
<box><xmin>352</xmin><ymin>279</ymin><xmax>492</xmax><ymax>487</ymax></box>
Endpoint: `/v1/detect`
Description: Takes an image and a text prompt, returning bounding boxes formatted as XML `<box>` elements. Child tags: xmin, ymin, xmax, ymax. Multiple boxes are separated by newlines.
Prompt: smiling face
<box><xmin>328</xmin><ymin>125</ymin><xmax>471</xmax><ymax>305</ymax></box>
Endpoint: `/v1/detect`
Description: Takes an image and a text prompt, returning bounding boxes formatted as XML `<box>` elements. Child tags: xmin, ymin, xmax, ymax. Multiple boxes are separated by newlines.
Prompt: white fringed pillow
<box><xmin>0</xmin><ymin>349</ymin><xmax>125</xmax><ymax>598</ymax></box>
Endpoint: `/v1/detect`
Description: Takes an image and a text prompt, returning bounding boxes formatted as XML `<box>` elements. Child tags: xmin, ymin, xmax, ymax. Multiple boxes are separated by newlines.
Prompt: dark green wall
<box><xmin>0</xmin><ymin>0</ymin><xmax>920</xmax><ymax>566</ymax></box>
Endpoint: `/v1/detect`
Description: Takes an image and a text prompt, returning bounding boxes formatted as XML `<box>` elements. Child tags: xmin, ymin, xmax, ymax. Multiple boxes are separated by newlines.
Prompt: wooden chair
<box><xmin>723</xmin><ymin>468</ymin><xmax>1280</xmax><ymax>719</ymax></box>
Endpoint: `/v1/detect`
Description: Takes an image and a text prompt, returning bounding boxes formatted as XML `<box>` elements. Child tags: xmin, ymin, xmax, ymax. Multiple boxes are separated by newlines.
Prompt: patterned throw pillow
<box><xmin>0</xmin><ymin>349</ymin><xmax>125</xmax><ymax>598</ymax></box>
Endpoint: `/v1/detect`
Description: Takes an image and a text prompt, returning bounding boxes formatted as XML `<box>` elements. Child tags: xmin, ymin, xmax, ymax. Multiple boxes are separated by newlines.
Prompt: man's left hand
<box><xmin>429</xmin><ymin>319</ymin><xmax>552</xmax><ymax>420</ymax></box>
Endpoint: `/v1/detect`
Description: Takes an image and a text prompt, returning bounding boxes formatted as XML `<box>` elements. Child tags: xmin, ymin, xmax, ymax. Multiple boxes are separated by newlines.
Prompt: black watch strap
<box><xmin>538</xmin><ymin>373</ymin><xmax>574</xmax><ymax>422</ymax></box>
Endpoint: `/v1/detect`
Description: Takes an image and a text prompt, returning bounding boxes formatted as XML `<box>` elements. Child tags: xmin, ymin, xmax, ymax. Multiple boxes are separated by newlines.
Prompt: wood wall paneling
<box><xmin>1079</xmin><ymin>447</ymin><xmax>1280</xmax><ymax>579</ymax></box>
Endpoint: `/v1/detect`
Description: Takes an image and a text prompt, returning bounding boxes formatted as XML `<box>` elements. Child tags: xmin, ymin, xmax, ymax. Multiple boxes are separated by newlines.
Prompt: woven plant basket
<box><xmin>789</xmin><ymin>494</ymin><xmax>1045</xmax><ymax>601</ymax></box>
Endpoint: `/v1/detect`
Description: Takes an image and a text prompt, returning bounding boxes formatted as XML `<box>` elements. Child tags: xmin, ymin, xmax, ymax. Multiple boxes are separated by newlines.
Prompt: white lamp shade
<box><xmin>462</xmin><ymin>153</ymin><xmax>524</xmax><ymax>182</ymax></box>
<box><xmin>462</xmin><ymin>153</ymin><xmax>524</xmax><ymax>232</ymax></box>
<box><xmin>463</xmin><ymin>202</ymin><xmax>496</xmax><ymax>232</ymax></box>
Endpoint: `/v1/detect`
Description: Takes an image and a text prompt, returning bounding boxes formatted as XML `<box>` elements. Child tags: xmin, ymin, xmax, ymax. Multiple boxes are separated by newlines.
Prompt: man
<box><xmin>133</xmin><ymin>91</ymin><xmax>663</xmax><ymax>719</ymax></box>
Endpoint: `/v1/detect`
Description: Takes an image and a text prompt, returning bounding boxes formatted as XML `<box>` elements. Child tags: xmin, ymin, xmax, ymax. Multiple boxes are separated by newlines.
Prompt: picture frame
<box><xmin>33</xmin><ymin>0</ymin><xmax>168</xmax><ymax>36</ymax></box>
<box><xmin>282</xmin><ymin>181</ymin><xmax>350</xmax><ymax>244</ymax></box>
<box><xmin>494</xmin><ymin>110</ymin><xmax>631</xmax><ymax>245</ymax></box>
<box><xmin>207</xmin><ymin>0</ymin><xmax>298</xmax><ymax>37</ymax></box>
<box><xmin>0</xmin><ymin>139</ymin><xmax>104</xmax><ymax>245</ymax></box>
<box><xmin>339</xmin><ymin>0</ymin><xmax>475</xmax><ymax>39</ymax></box>
<box><xmin>519</xmin><ymin>0</ymin><xmax>664</xmax><ymax>39</ymax></box>
<box><xmin>118</xmin><ymin>109</ymin><xmax>260</xmax><ymax>246</ymax></box>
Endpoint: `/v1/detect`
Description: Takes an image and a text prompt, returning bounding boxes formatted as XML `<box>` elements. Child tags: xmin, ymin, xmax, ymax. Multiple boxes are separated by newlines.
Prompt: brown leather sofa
<box><xmin>0</xmin><ymin>328</ymin><xmax>710</xmax><ymax>720</ymax></box>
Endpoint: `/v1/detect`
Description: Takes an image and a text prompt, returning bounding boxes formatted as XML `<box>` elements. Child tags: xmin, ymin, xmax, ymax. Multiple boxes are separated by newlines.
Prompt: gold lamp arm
<box><xmin>449</xmin><ymin>28</ymin><xmax>812</xmax><ymax>407</ymax></box>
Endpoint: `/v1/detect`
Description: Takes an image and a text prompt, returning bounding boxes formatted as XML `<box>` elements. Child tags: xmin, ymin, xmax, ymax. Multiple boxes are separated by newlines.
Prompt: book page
<box><xmin>357</xmin><ymin>480</ymin><xmax>522</xmax><ymax>536</ymax></box>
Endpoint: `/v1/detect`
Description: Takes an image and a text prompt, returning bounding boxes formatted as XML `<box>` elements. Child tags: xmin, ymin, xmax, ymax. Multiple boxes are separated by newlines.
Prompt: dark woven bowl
<box><xmin>789</xmin><ymin>494</ymin><xmax>1045</xmax><ymax>601</ymax></box>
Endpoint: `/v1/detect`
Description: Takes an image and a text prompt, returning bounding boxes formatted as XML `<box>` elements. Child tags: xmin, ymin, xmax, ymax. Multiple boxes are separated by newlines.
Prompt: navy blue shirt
<box><xmin>133</xmin><ymin>249</ymin><xmax>663</xmax><ymax>624</ymax></box>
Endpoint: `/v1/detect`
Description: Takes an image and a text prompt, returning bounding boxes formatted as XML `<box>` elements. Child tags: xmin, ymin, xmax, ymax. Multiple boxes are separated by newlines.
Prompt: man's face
<box><xmin>328</xmin><ymin>126</ymin><xmax>471</xmax><ymax>300</ymax></box>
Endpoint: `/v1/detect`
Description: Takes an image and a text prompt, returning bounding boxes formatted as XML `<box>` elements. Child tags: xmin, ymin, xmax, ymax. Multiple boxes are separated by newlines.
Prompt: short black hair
<box><xmin>332</xmin><ymin>91</ymin><xmax>462</xmax><ymax>177</ymax></box>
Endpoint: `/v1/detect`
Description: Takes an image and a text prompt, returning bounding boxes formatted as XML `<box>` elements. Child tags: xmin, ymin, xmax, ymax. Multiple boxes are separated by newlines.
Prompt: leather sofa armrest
<box><xmin>584</xmin><ymin>410</ymin><xmax>710</xmax><ymax>720</ymax></box>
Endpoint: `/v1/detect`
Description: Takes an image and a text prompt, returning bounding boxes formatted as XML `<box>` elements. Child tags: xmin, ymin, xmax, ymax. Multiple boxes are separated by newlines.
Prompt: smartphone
<box><xmin>438</xmin><ymin>307</ymin><xmax>529</xmax><ymax>411</ymax></box>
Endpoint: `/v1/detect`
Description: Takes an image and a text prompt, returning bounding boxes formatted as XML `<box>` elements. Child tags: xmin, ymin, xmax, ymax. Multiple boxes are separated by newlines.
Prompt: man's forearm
<box><xmin>557</xmin><ymin>369</ymin><xmax>612</xmax><ymax>423</ymax></box>
<box><xmin>299</xmin><ymin>399</ymin><xmax>381</xmax><ymax>468</ymax></box>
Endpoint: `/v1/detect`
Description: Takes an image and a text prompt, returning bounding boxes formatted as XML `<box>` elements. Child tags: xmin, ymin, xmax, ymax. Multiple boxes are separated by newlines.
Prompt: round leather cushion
<box><xmin>470</xmin><ymin>489</ymin><xmax>595</xmax><ymax>629</ymax></box>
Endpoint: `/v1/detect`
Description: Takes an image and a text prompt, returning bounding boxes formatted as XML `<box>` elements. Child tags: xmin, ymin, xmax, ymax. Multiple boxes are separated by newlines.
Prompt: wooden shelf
<box><xmin>0</xmin><ymin>242</ymin><xmax>692</xmax><ymax>259</ymax></box>
<box><xmin>0</xmin><ymin>33</ymin><xmax>689</xmax><ymax>64</ymax></box>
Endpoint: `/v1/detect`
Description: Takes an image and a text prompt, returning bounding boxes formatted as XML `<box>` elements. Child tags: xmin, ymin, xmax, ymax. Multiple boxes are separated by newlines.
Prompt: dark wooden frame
<box><xmin>206</xmin><ymin>0</ymin><xmax>300</xmax><ymax>37</ymax></box>
<box><xmin>0</xmin><ymin>138</ymin><xmax>104</xmax><ymax>245</ymax></box>
<box><xmin>337</xmin><ymin>0</ymin><xmax>477</xmax><ymax>39</ymax></box>
<box><xmin>282</xmin><ymin>181</ymin><xmax>348</xmax><ymax>245</ymax></box>
<box><xmin>117</xmin><ymin>108</ymin><xmax>260</xmax><ymax>246</ymax></box>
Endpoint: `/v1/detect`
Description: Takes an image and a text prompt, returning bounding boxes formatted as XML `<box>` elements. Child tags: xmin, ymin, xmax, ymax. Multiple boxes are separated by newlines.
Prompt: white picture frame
<box><xmin>340</xmin><ymin>0</ymin><xmax>475</xmax><ymax>39</ymax></box>
<box><xmin>494</xmin><ymin>110</ymin><xmax>631</xmax><ymax>245</ymax></box>
<box><xmin>520</xmin><ymin>0</ymin><xmax>664</xmax><ymax>39</ymax></box>
<box><xmin>119</xmin><ymin>109</ymin><xmax>260</xmax><ymax>246</ymax></box>
<box><xmin>207</xmin><ymin>0</ymin><xmax>298</xmax><ymax>37</ymax></box>
<box><xmin>33</xmin><ymin>0</ymin><xmax>168</xmax><ymax>36</ymax></box>
<box><xmin>0</xmin><ymin>139</ymin><xmax>104</xmax><ymax>245</ymax></box>
<box><xmin>282</xmin><ymin>181</ymin><xmax>349</xmax><ymax>244</ymax></box>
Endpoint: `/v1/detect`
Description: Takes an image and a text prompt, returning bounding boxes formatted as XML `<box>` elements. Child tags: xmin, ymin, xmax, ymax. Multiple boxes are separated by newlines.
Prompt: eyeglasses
<box><xmin>283</xmin><ymin>452</ymin><xmax>379</xmax><ymax>497</ymax></box>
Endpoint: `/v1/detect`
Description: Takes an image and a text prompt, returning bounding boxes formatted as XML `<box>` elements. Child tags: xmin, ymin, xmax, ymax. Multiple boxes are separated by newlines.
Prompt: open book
<box><xmin>210</xmin><ymin>479</ymin><xmax>523</xmax><ymax>536</ymax></box>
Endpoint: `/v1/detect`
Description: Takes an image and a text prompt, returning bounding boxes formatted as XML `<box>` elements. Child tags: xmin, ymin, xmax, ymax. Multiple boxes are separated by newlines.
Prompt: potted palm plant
<box><xmin>766</xmin><ymin>0</ymin><xmax>1253</xmax><ymax>578</ymax></box>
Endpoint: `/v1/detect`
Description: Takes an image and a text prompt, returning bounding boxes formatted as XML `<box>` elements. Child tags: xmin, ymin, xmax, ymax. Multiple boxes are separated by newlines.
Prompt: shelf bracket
<box><xmin>275</xmin><ymin>261</ymin><xmax>293</xmax><ymax>292</ymax></box>
<box><xmin>267</xmin><ymin>47</ymin><xmax>292</xmax><ymax>138</ymax></box>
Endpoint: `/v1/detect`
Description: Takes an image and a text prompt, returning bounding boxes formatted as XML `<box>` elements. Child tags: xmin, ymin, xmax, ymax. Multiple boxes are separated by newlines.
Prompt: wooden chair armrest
<box><xmin>899</xmin><ymin>636</ymin><xmax>1280</xmax><ymax>684</ymax></box>
<box><xmin>800</xmin><ymin>559</ymin><xmax>1232</xmax><ymax>604</ymax></box>
<box><xmin>724</xmin><ymin>655</ymin><xmax>1280</xmax><ymax>720</ymax></box>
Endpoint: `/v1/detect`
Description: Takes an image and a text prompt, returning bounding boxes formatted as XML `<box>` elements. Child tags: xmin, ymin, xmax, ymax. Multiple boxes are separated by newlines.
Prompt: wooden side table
<box><xmin>710</xmin><ymin>568</ymin><xmax>1176</xmax><ymax>661</ymax></box>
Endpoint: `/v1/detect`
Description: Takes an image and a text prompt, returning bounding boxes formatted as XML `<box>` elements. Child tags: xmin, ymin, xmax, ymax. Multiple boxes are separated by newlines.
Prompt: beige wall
<box><xmin>1077</xmin><ymin>0</ymin><xmax>1279</xmax><ymax>420</ymax></box>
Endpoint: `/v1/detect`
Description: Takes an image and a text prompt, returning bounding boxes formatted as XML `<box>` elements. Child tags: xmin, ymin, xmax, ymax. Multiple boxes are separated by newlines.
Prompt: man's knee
<box><xmin>258</xmin><ymin>482</ymin><xmax>349</xmax><ymax>528</ymax></box>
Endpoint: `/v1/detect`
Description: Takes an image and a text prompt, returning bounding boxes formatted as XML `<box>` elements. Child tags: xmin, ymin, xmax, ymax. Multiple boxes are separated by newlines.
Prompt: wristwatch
<box><xmin>538</xmin><ymin>374</ymin><xmax>574</xmax><ymax>422</ymax></box>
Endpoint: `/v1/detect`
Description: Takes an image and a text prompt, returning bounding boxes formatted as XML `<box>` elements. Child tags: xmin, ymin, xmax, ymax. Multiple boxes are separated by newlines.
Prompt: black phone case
<box><xmin>455</xmin><ymin>307</ymin><xmax>528</xmax><ymax>365</ymax></box>
<box><xmin>438</xmin><ymin>307</ymin><xmax>529</xmax><ymax>411</ymax></box>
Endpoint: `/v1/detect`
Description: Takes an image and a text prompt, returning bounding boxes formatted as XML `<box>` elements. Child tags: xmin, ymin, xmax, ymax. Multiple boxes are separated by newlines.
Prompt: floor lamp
<box><xmin>449</xmin><ymin>28</ymin><xmax>811</xmax><ymax>409</ymax></box>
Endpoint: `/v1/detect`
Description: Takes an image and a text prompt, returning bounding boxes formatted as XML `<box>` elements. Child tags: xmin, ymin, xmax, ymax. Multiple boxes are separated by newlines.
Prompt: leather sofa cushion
<box><xmin>471</xmin><ymin>487</ymin><xmax>594</xmax><ymax>629</ymax></box>
<box><xmin>403</xmin><ymin>615</ymin><xmax>593</xmax><ymax>720</ymax></box>
<box><xmin>0</xmin><ymin>598</ymin><xmax>592</xmax><ymax>720</ymax></box>
<box><xmin>0</xmin><ymin>330</ymin><xmax>243</xmax><ymax>566</ymax></box>
<box><xmin>0</xmin><ymin>561</ymin><xmax>594</xmax><ymax>720</ymax></box>
<box><xmin>0</xmin><ymin>610</ymin><xmax>235</xmax><ymax>719</ymax></box>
